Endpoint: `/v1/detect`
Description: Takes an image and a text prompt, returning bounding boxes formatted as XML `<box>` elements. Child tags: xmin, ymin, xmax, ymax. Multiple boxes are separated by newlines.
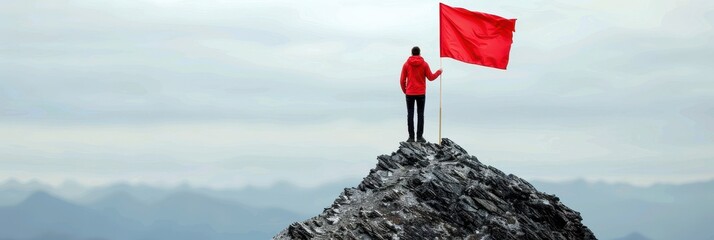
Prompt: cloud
<box><xmin>1</xmin><ymin>0</ymin><xmax>712</xmax><ymax>187</ymax></box>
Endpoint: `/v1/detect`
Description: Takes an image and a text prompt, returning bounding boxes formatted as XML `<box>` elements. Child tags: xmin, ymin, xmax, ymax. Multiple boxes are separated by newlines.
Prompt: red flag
<box><xmin>439</xmin><ymin>3</ymin><xmax>516</xmax><ymax>70</ymax></box>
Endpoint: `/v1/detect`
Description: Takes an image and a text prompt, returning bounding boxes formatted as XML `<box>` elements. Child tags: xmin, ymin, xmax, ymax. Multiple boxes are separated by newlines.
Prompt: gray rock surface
<box><xmin>274</xmin><ymin>138</ymin><xmax>597</xmax><ymax>240</ymax></box>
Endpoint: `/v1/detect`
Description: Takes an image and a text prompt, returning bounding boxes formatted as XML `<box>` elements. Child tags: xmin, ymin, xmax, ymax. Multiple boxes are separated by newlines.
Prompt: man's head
<box><xmin>411</xmin><ymin>46</ymin><xmax>420</xmax><ymax>56</ymax></box>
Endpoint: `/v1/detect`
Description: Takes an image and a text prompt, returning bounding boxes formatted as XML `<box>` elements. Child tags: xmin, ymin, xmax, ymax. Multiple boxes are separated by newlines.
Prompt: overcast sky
<box><xmin>1</xmin><ymin>0</ymin><xmax>712</xmax><ymax>188</ymax></box>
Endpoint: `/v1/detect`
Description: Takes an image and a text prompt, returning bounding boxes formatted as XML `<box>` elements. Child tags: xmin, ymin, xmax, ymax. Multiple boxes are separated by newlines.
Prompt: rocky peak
<box><xmin>274</xmin><ymin>138</ymin><xmax>597</xmax><ymax>240</ymax></box>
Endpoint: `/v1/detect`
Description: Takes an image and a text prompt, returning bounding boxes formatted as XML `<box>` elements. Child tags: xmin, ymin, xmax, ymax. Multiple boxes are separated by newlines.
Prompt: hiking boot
<box><xmin>406</xmin><ymin>137</ymin><xmax>415</xmax><ymax>142</ymax></box>
<box><xmin>417</xmin><ymin>136</ymin><xmax>427</xmax><ymax>143</ymax></box>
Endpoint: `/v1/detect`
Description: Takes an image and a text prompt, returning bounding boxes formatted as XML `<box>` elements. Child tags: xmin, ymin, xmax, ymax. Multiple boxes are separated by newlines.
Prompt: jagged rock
<box><xmin>274</xmin><ymin>138</ymin><xmax>597</xmax><ymax>240</ymax></box>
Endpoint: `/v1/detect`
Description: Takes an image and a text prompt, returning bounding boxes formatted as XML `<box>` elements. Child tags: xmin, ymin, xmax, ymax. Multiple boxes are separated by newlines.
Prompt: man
<box><xmin>400</xmin><ymin>46</ymin><xmax>442</xmax><ymax>143</ymax></box>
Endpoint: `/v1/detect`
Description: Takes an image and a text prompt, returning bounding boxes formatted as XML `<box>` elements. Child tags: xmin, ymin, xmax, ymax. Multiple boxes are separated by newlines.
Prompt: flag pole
<box><xmin>438</xmin><ymin>57</ymin><xmax>443</xmax><ymax>145</ymax></box>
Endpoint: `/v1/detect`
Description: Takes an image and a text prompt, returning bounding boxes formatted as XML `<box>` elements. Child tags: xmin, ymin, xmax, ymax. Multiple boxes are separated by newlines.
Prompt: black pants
<box><xmin>406</xmin><ymin>94</ymin><xmax>425</xmax><ymax>138</ymax></box>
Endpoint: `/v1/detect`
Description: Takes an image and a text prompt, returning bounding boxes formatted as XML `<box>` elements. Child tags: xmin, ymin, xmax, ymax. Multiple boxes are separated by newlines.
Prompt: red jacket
<box><xmin>400</xmin><ymin>56</ymin><xmax>442</xmax><ymax>95</ymax></box>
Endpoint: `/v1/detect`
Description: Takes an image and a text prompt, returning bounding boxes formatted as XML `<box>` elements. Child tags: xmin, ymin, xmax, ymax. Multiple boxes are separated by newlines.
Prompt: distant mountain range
<box><xmin>0</xmin><ymin>178</ymin><xmax>712</xmax><ymax>240</ymax></box>
<box><xmin>0</xmin><ymin>178</ymin><xmax>359</xmax><ymax>216</ymax></box>
<box><xmin>612</xmin><ymin>232</ymin><xmax>653</xmax><ymax>240</ymax></box>
<box><xmin>0</xmin><ymin>189</ymin><xmax>304</xmax><ymax>240</ymax></box>
<box><xmin>533</xmin><ymin>179</ymin><xmax>714</xmax><ymax>240</ymax></box>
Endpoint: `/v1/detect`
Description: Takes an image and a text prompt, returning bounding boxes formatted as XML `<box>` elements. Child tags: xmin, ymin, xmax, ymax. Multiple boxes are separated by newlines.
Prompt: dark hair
<box><xmin>411</xmin><ymin>46</ymin><xmax>420</xmax><ymax>56</ymax></box>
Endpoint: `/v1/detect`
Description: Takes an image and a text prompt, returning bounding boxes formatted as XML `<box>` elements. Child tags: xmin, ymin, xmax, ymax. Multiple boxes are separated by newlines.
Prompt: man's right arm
<box><xmin>400</xmin><ymin>64</ymin><xmax>408</xmax><ymax>94</ymax></box>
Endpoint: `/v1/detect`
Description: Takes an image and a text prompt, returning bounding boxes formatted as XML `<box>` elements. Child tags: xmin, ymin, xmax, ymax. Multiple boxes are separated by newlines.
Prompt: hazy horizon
<box><xmin>2</xmin><ymin>174</ymin><xmax>712</xmax><ymax>240</ymax></box>
<box><xmin>3</xmin><ymin>174</ymin><xmax>713</xmax><ymax>191</ymax></box>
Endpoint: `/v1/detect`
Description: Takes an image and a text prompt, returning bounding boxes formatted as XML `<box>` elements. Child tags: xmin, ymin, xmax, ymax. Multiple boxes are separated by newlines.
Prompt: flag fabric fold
<box><xmin>439</xmin><ymin>3</ymin><xmax>516</xmax><ymax>70</ymax></box>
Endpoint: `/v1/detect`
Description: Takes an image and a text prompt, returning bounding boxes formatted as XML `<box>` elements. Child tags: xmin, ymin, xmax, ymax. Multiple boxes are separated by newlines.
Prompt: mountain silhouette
<box><xmin>0</xmin><ymin>190</ymin><xmax>304</xmax><ymax>240</ymax></box>
<box><xmin>0</xmin><ymin>191</ymin><xmax>141</xmax><ymax>240</ymax></box>
<box><xmin>534</xmin><ymin>180</ymin><xmax>714</xmax><ymax>240</ymax></box>
<box><xmin>611</xmin><ymin>232</ymin><xmax>652</xmax><ymax>240</ymax></box>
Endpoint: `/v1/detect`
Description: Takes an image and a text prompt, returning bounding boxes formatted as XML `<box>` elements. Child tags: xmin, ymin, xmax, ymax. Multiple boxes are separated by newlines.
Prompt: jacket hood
<box><xmin>407</xmin><ymin>56</ymin><xmax>425</xmax><ymax>67</ymax></box>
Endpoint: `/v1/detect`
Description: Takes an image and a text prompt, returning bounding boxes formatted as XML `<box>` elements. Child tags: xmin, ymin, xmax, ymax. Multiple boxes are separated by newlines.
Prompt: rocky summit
<box><xmin>274</xmin><ymin>138</ymin><xmax>597</xmax><ymax>240</ymax></box>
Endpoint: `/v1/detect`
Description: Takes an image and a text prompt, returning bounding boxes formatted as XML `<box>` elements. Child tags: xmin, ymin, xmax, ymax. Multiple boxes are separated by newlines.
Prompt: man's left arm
<box><xmin>425</xmin><ymin>63</ymin><xmax>443</xmax><ymax>81</ymax></box>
